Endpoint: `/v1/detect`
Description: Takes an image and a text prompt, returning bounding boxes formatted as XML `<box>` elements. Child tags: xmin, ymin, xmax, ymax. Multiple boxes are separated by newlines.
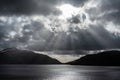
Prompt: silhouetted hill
<box><xmin>0</xmin><ymin>48</ymin><xmax>61</xmax><ymax>64</ymax></box>
<box><xmin>68</xmin><ymin>50</ymin><xmax>120</xmax><ymax>66</ymax></box>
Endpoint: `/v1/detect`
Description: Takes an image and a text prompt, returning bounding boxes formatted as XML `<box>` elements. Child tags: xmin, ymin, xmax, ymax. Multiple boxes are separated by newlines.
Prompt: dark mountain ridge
<box><xmin>68</xmin><ymin>50</ymin><xmax>120</xmax><ymax>66</ymax></box>
<box><xmin>0</xmin><ymin>48</ymin><xmax>61</xmax><ymax>64</ymax></box>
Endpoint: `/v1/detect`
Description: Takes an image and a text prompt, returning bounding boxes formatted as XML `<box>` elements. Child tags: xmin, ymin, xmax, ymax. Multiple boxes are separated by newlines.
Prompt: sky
<box><xmin>0</xmin><ymin>0</ymin><xmax>120</xmax><ymax>53</ymax></box>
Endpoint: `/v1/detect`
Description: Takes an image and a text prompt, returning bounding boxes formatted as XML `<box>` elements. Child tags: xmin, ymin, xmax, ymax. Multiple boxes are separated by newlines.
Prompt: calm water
<box><xmin>0</xmin><ymin>65</ymin><xmax>120</xmax><ymax>80</ymax></box>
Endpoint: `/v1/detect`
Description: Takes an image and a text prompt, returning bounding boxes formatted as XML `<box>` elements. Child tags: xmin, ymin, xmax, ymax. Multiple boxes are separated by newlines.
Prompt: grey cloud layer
<box><xmin>0</xmin><ymin>0</ymin><xmax>120</xmax><ymax>52</ymax></box>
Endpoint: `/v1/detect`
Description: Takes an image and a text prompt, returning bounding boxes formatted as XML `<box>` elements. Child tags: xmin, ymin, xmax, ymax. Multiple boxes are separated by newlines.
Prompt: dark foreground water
<box><xmin>0</xmin><ymin>65</ymin><xmax>120</xmax><ymax>80</ymax></box>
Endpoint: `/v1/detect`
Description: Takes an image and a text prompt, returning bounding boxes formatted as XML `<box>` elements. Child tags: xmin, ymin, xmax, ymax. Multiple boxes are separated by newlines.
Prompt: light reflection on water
<box><xmin>0</xmin><ymin>65</ymin><xmax>120</xmax><ymax>80</ymax></box>
<box><xmin>50</xmin><ymin>71</ymin><xmax>83</xmax><ymax>80</ymax></box>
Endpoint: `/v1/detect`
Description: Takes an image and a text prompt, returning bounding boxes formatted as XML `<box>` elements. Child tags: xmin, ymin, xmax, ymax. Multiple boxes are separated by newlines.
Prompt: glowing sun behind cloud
<box><xmin>57</xmin><ymin>4</ymin><xmax>80</xmax><ymax>19</ymax></box>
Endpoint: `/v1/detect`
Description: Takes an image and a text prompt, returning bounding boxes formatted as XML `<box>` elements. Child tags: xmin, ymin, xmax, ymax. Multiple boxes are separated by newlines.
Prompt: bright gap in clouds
<box><xmin>57</xmin><ymin>4</ymin><xmax>80</xmax><ymax>19</ymax></box>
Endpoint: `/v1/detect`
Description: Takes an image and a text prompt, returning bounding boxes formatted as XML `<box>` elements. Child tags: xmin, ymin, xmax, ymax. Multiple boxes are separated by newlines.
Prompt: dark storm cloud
<box><xmin>0</xmin><ymin>0</ymin><xmax>61</xmax><ymax>15</ymax></box>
